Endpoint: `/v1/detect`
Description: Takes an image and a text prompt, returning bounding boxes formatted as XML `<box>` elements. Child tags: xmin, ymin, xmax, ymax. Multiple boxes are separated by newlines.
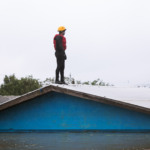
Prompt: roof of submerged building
<box><xmin>0</xmin><ymin>84</ymin><xmax>150</xmax><ymax>114</ymax></box>
<box><xmin>0</xmin><ymin>95</ymin><xmax>18</xmax><ymax>104</ymax></box>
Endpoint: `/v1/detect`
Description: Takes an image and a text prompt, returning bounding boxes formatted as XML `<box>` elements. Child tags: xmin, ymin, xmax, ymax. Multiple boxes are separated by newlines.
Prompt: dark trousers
<box><xmin>55</xmin><ymin>53</ymin><xmax>65</xmax><ymax>82</ymax></box>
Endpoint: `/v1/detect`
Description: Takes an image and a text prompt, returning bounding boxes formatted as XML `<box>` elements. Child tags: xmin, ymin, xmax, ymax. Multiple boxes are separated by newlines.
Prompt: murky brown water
<box><xmin>0</xmin><ymin>132</ymin><xmax>150</xmax><ymax>150</ymax></box>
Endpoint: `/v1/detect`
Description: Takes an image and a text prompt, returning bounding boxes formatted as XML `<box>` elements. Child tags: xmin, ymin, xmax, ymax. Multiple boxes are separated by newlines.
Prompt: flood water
<box><xmin>0</xmin><ymin>132</ymin><xmax>150</xmax><ymax>150</ymax></box>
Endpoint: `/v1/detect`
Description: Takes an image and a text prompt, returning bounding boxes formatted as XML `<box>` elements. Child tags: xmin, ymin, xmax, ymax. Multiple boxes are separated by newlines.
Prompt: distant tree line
<box><xmin>43</xmin><ymin>74</ymin><xmax>113</xmax><ymax>86</ymax></box>
<box><xmin>0</xmin><ymin>74</ymin><xmax>113</xmax><ymax>96</ymax></box>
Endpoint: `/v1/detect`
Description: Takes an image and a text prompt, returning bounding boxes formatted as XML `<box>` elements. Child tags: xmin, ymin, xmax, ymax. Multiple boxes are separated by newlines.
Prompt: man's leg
<box><xmin>60</xmin><ymin>58</ymin><xmax>65</xmax><ymax>83</ymax></box>
<box><xmin>55</xmin><ymin>56</ymin><xmax>61</xmax><ymax>83</ymax></box>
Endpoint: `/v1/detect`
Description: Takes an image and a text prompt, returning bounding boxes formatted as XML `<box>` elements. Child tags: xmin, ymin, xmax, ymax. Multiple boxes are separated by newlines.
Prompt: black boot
<box><xmin>60</xmin><ymin>79</ymin><xmax>67</xmax><ymax>85</ymax></box>
<box><xmin>60</xmin><ymin>71</ymin><xmax>65</xmax><ymax>84</ymax></box>
<box><xmin>55</xmin><ymin>80</ymin><xmax>61</xmax><ymax>84</ymax></box>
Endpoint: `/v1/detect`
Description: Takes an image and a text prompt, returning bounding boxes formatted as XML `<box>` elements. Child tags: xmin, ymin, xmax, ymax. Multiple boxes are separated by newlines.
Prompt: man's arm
<box><xmin>62</xmin><ymin>36</ymin><xmax>66</xmax><ymax>50</ymax></box>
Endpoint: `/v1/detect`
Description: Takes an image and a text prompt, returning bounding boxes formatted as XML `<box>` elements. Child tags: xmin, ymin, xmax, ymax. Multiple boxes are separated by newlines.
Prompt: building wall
<box><xmin>0</xmin><ymin>92</ymin><xmax>150</xmax><ymax>131</ymax></box>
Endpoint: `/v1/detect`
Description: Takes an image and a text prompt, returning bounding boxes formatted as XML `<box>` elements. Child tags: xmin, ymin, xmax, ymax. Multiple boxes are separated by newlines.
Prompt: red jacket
<box><xmin>53</xmin><ymin>34</ymin><xmax>66</xmax><ymax>51</ymax></box>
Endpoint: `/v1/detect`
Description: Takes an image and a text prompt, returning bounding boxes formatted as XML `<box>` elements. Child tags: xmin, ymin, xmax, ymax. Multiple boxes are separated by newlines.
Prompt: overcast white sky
<box><xmin>0</xmin><ymin>0</ymin><xmax>150</xmax><ymax>86</ymax></box>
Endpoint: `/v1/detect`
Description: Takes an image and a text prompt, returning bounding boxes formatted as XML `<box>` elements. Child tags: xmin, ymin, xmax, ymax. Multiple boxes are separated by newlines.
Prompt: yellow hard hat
<box><xmin>58</xmin><ymin>26</ymin><xmax>66</xmax><ymax>32</ymax></box>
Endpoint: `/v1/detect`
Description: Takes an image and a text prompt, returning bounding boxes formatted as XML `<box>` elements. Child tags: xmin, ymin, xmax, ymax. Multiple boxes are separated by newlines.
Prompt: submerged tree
<box><xmin>0</xmin><ymin>74</ymin><xmax>42</xmax><ymax>96</ymax></box>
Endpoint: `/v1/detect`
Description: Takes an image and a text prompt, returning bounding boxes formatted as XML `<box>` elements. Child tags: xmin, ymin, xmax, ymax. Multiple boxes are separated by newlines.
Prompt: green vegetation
<box><xmin>0</xmin><ymin>74</ymin><xmax>42</xmax><ymax>96</ymax></box>
<box><xmin>0</xmin><ymin>74</ymin><xmax>113</xmax><ymax>96</ymax></box>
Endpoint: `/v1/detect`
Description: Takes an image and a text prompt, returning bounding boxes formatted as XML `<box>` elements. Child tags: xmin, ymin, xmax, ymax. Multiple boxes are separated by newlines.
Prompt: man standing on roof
<box><xmin>53</xmin><ymin>26</ymin><xmax>67</xmax><ymax>84</ymax></box>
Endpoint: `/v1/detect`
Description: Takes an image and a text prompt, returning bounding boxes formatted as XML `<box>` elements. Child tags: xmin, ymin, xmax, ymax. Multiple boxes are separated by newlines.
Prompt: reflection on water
<box><xmin>0</xmin><ymin>132</ymin><xmax>150</xmax><ymax>150</ymax></box>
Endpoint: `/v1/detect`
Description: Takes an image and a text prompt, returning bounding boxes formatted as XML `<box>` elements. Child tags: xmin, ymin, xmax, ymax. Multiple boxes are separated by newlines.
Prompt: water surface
<box><xmin>0</xmin><ymin>132</ymin><xmax>150</xmax><ymax>150</ymax></box>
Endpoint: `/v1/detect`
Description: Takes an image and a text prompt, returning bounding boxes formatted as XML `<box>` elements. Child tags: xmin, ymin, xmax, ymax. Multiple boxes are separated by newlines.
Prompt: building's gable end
<box><xmin>0</xmin><ymin>92</ymin><xmax>150</xmax><ymax>131</ymax></box>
